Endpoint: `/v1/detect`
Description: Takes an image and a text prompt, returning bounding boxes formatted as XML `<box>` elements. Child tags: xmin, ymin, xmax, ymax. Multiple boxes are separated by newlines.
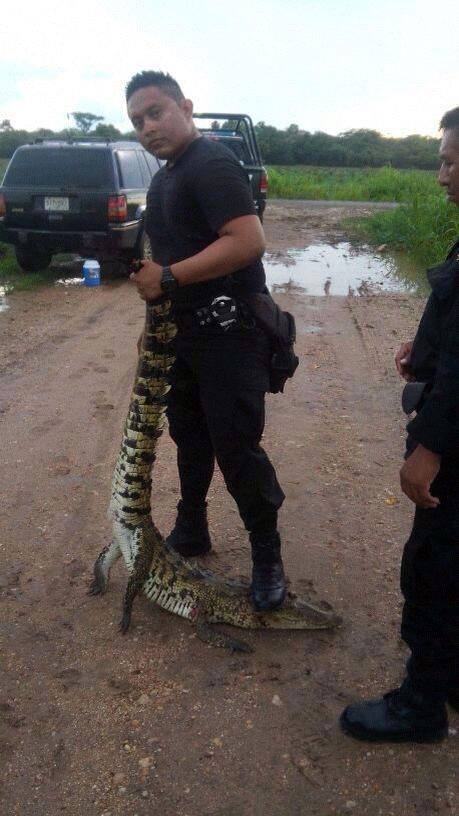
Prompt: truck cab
<box><xmin>194</xmin><ymin>113</ymin><xmax>268</xmax><ymax>221</ymax></box>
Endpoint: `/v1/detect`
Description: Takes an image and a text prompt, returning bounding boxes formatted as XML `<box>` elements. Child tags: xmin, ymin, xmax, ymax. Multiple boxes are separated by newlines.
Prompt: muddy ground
<box><xmin>0</xmin><ymin>201</ymin><xmax>457</xmax><ymax>816</ymax></box>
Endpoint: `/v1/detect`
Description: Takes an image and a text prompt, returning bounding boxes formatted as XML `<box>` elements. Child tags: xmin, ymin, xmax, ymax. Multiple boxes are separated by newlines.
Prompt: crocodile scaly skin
<box><xmin>90</xmin><ymin>299</ymin><xmax>341</xmax><ymax>647</ymax></box>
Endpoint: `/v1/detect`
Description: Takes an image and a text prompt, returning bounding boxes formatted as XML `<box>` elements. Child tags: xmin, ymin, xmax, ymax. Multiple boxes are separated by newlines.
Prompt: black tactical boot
<box><xmin>340</xmin><ymin>680</ymin><xmax>448</xmax><ymax>743</ymax></box>
<box><xmin>250</xmin><ymin>531</ymin><xmax>286</xmax><ymax>612</ymax></box>
<box><xmin>166</xmin><ymin>501</ymin><xmax>212</xmax><ymax>557</ymax></box>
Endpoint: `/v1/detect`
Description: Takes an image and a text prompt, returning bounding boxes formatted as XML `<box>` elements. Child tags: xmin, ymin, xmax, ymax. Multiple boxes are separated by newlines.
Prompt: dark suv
<box><xmin>0</xmin><ymin>139</ymin><xmax>161</xmax><ymax>271</ymax></box>
<box><xmin>0</xmin><ymin>117</ymin><xmax>267</xmax><ymax>273</ymax></box>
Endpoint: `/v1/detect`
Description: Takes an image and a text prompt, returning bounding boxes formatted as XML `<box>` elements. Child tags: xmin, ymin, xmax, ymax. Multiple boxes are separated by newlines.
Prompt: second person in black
<box><xmin>340</xmin><ymin>107</ymin><xmax>459</xmax><ymax>743</ymax></box>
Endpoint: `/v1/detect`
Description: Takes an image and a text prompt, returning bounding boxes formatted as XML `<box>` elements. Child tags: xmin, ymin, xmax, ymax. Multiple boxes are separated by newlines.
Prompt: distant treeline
<box><xmin>0</xmin><ymin>120</ymin><xmax>441</xmax><ymax>170</ymax></box>
<box><xmin>254</xmin><ymin>123</ymin><xmax>440</xmax><ymax>169</ymax></box>
<box><xmin>0</xmin><ymin>124</ymin><xmax>137</xmax><ymax>160</ymax></box>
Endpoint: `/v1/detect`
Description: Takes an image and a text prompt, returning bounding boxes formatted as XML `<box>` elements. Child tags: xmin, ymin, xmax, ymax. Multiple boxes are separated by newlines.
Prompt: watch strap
<box><xmin>161</xmin><ymin>265</ymin><xmax>179</xmax><ymax>295</ymax></box>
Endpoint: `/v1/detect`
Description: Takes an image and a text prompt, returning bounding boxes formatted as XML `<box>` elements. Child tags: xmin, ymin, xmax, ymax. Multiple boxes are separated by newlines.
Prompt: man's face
<box><xmin>438</xmin><ymin>129</ymin><xmax>459</xmax><ymax>206</ymax></box>
<box><xmin>127</xmin><ymin>86</ymin><xmax>195</xmax><ymax>160</ymax></box>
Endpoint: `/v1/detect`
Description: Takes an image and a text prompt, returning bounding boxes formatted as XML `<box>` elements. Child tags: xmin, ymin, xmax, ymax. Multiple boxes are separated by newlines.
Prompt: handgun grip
<box><xmin>130</xmin><ymin>259</ymin><xmax>143</xmax><ymax>274</ymax></box>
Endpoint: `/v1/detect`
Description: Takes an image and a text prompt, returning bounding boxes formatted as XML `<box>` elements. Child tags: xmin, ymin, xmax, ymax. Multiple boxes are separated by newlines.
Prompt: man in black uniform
<box><xmin>341</xmin><ymin>107</ymin><xmax>459</xmax><ymax>742</ymax></box>
<box><xmin>126</xmin><ymin>71</ymin><xmax>286</xmax><ymax>612</ymax></box>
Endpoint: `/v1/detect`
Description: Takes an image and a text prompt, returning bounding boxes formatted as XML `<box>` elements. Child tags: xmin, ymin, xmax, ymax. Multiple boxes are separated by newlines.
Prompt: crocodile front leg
<box><xmin>119</xmin><ymin>530</ymin><xmax>156</xmax><ymax>633</ymax></box>
<box><xmin>88</xmin><ymin>539</ymin><xmax>122</xmax><ymax>596</ymax></box>
<box><xmin>195</xmin><ymin>615</ymin><xmax>253</xmax><ymax>653</ymax></box>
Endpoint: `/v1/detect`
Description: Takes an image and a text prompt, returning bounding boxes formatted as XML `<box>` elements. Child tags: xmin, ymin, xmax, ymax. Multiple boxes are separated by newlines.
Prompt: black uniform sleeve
<box><xmin>190</xmin><ymin>156</ymin><xmax>257</xmax><ymax>233</ymax></box>
<box><xmin>407</xmin><ymin>294</ymin><xmax>459</xmax><ymax>454</ymax></box>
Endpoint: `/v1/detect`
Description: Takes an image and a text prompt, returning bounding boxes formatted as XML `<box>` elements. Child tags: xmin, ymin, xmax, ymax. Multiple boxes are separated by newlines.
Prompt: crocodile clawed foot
<box><xmin>119</xmin><ymin>611</ymin><xmax>132</xmax><ymax>634</ymax></box>
<box><xmin>88</xmin><ymin>563</ymin><xmax>107</xmax><ymax>596</ymax></box>
<box><xmin>196</xmin><ymin>620</ymin><xmax>253</xmax><ymax>653</ymax></box>
<box><xmin>88</xmin><ymin>579</ymin><xmax>104</xmax><ymax>596</ymax></box>
<box><xmin>88</xmin><ymin>549</ymin><xmax>112</xmax><ymax>596</ymax></box>
<box><xmin>229</xmin><ymin>639</ymin><xmax>253</xmax><ymax>654</ymax></box>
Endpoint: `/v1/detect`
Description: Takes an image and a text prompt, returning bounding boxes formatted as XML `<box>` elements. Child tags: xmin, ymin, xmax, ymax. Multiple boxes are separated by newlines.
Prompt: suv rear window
<box><xmin>116</xmin><ymin>150</ymin><xmax>144</xmax><ymax>188</ymax></box>
<box><xmin>204</xmin><ymin>134</ymin><xmax>251</xmax><ymax>163</ymax></box>
<box><xmin>4</xmin><ymin>147</ymin><xmax>114</xmax><ymax>188</ymax></box>
<box><xmin>143</xmin><ymin>152</ymin><xmax>162</xmax><ymax>177</ymax></box>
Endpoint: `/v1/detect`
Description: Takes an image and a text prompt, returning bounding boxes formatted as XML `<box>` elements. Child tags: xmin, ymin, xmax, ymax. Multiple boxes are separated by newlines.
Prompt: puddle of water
<box><xmin>54</xmin><ymin>277</ymin><xmax>84</xmax><ymax>287</ymax></box>
<box><xmin>0</xmin><ymin>284</ymin><xmax>12</xmax><ymax>313</ymax></box>
<box><xmin>264</xmin><ymin>242</ymin><xmax>425</xmax><ymax>297</ymax></box>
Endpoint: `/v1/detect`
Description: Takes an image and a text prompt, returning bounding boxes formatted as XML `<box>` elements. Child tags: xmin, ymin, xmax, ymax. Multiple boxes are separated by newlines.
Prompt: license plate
<box><xmin>44</xmin><ymin>197</ymin><xmax>69</xmax><ymax>212</ymax></box>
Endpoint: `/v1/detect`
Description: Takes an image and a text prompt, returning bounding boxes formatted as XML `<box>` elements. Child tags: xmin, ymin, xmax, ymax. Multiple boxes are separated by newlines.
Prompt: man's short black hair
<box><xmin>440</xmin><ymin>107</ymin><xmax>459</xmax><ymax>136</ymax></box>
<box><xmin>125</xmin><ymin>71</ymin><xmax>185</xmax><ymax>103</ymax></box>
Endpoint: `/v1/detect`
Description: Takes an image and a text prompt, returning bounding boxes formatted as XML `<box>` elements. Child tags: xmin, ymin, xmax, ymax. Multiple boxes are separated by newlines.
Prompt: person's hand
<box><xmin>130</xmin><ymin>259</ymin><xmax>163</xmax><ymax>301</ymax></box>
<box><xmin>400</xmin><ymin>444</ymin><xmax>441</xmax><ymax>508</ymax></box>
<box><xmin>395</xmin><ymin>341</ymin><xmax>414</xmax><ymax>380</ymax></box>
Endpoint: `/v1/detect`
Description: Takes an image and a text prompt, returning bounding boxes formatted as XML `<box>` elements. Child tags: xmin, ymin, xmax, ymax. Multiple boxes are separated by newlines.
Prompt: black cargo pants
<box><xmin>401</xmin><ymin>448</ymin><xmax>459</xmax><ymax>701</ymax></box>
<box><xmin>166</xmin><ymin>319</ymin><xmax>285</xmax><ymax>537</ymax></box>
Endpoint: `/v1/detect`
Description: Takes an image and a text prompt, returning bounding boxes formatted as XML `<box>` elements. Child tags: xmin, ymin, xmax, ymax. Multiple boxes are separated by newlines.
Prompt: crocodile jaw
<box><xmin>254</xmin><ymin>599</ymin><xmax>342</xmax><ymax>630</ymax></box>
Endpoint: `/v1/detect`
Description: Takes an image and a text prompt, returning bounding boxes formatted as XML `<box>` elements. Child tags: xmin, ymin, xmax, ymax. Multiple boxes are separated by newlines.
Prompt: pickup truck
<box><xmin>194</xmin><ymin>112</ymin><xmax>268</xmax><ymax>221</ymax></box>
<box><xmin>0</xmin><ymin>114</ymin><xmax>267</xmax><ymax>272</ymax></box>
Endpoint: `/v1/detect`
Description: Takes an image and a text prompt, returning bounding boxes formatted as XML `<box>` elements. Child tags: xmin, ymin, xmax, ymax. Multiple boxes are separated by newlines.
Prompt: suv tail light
<box><xmin>0</xmin><ymin>194</ymin><xmax>6</xmax><ymax>218</ymax></box>
<box><xmin>108</xmin><ymin>195</ymin><xmax>127</xmax><ymax>222</ymax></box>
<box><xmin>260</xmin><ymin>170</ymin><xmax>268</xmax><ymax>195</ymax></box>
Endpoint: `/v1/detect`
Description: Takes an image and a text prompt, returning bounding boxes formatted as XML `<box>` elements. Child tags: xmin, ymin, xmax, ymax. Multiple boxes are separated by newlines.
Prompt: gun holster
<box><xmin>239</xmin><ymin>291</ymin><xmax>299</xmax><ymax>394</ymax></box>
<box><xmin>402</xmin><ymin>381</ymin><xmax>429</xmax><ymax>415</ymax></box>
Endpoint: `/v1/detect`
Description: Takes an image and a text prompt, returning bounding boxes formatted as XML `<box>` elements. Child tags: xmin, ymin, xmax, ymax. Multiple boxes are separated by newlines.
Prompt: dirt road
<box><xmin>1</xmin><ymin>202</ymin><xmax>457</xmax><ymax>816</ymax></box>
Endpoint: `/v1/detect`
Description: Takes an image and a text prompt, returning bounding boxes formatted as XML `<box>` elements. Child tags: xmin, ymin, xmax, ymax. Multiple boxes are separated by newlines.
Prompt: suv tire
<box><xmin>15</xmin><ymin>245</ymin><xmax>52</xmax><ymax>273</ymax></box>
<box><xmin>97</xmin><ymin>257</ymin><xmax>127</xmax><ymax>277</ymax></box>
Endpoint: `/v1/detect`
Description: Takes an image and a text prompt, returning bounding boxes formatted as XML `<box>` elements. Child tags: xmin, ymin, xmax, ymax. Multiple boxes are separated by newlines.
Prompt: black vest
<box><xmin>409</xmin><ymin>240</ymin><xmax>459</xmax><ymax>384</ymax></box>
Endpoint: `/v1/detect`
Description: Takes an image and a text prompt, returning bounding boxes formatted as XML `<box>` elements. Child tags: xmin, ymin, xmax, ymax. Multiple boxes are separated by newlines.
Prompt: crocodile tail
<box><xmin>108</xmin><ymin>299</ymin><xmax>177</xmax><ymax>527</ymax></box>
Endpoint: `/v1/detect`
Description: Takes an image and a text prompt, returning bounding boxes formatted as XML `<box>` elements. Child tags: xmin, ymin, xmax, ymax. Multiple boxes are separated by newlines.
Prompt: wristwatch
<box><xmin>160</xmin><ymin>265</ymin><xmax>179</xmax><ymax>296</ymax></box>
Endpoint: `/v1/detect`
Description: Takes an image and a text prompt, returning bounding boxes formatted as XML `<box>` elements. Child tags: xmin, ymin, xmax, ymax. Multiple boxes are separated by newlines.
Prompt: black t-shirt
<box><xmin>145</xmin><ymin>137</ymin><xmax>266</xmax><ymax>311</ymax></box>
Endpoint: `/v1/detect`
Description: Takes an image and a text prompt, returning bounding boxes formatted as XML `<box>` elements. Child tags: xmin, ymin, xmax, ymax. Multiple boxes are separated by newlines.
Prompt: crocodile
<box><xmin>89</xmin><ymin>297</ymin><xmax>341</xmax><ymax>651</ymax></box>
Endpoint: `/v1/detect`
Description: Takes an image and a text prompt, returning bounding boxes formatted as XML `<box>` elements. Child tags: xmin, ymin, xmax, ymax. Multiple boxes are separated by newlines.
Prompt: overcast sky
<box><xmin>1</xmin><ymin>0</ymin><xmax>457</xmax><ymax>137</ymax></box>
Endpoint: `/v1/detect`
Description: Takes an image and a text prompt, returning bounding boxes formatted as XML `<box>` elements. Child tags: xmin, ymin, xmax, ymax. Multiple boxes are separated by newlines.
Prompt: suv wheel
<box><xmin>15</xmin><ymin>245</ymin><xmax>52</xmax><ymax>272</ymax></box>
<box><xmin>97</xmin><ymin>257</ymin><xmax>127</xmax><ymax>277</ymax></box>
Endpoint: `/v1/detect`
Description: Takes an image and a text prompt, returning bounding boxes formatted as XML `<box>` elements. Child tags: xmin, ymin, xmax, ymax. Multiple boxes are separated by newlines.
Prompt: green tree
<box><xmin>34</xmin><ymin>128</ymin><xmax>54</xmax><ymax>138</ymax></box>
<box><xmin>93</xmin><ymin>123</ymin><xmax>122</xmax><ymax>139</ymax></box>
<box><xmin>71</xmin><ymin>112</ymin><xmax>104</xmax><ymax>133</ymax></box>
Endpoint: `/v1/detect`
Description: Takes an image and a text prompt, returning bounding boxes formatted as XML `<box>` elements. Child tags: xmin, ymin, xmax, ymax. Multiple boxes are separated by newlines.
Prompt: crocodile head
<box><xmin>255</xmin><ymin>593</ymin><xmax>342</xmax><ymax>630</ymax></box>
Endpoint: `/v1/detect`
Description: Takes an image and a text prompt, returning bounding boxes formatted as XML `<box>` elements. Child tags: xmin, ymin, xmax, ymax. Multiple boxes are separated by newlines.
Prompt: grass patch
<box><xmin>268</xmin><ymin>165</ymin><xmax>438</xmax><ymax>202</ymax></box>
<box><xmin>268</xmin><ymin>164</ymin><xmax>458</xmax><ymax>269</ymax></box>
<box><xmin>350</xmin><ymin>196</ymin><xmax>459</xmax><ymax>267</ymax></box>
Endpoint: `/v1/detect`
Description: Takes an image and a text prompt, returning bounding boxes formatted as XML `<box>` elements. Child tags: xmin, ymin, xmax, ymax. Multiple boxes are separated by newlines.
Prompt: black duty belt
<box><xmin>175</xmin><ymin>295</ymin><xmax>253</xmax><ymax>332</ymax></box>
